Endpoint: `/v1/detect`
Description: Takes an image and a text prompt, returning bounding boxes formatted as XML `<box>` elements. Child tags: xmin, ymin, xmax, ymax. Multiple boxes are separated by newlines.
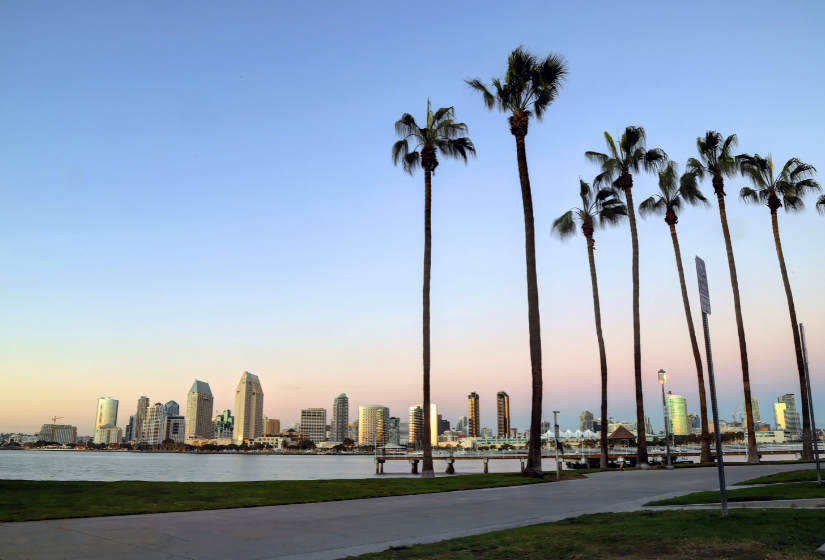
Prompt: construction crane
<box><xmin>732</xmin><ymin>404</ymin><xmax>739</xmax><ymax>426</ymax></box>
<box><xmin>50</xmin><ymin>416</ymin><xmax>63</xmax><ymax>443</ymax></box>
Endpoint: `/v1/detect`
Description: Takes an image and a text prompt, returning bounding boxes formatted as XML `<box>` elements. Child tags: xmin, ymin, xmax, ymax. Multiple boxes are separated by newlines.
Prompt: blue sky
<box><xmin>1</xmin><ymin>1</ymin><xmax>824</xmax><ymax>435</ymax></box>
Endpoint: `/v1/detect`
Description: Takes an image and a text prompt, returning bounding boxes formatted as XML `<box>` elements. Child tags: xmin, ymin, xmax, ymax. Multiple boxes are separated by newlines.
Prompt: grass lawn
<box><xmin>736</xmin><ymin>469</ymin><xmax>824</xmax><ymax>485</ymax></box>
<box><xmin>350</xmin><ymin>510</ymin><xmax>825</xmax><ymax>559</ymax></box>
<box><xmin>0</xmin><ymin>473</ymin><xmax>581</xmax><ymax>522</ymax></box>
<box><xmin>645</xmin><ymin>482</ymin><xmax>825</xmax><ymax>506</ymax></box>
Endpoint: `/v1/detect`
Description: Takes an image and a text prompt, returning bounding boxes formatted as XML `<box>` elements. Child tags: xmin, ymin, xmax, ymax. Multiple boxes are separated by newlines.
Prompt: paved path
<box><xmin>0</xmin><ymin>464</ymin><xmax>814</xmax><ymax>560</ymax></box>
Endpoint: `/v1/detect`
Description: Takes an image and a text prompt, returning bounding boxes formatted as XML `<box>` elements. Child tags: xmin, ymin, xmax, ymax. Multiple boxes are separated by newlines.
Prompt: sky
<box><xmin>1</xmin><ymin>1</ymin><xmax>824</xmax><ymax>436</ymax></box>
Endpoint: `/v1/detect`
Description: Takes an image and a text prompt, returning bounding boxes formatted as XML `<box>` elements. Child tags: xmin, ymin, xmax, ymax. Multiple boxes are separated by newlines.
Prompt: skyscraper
<box><xmin>185</xmin><ymin>380</ymin><xmax>214</xmax><ymax>440</ymax></box>
<box><xmin>496</xmin><ymin>391</ymin><xmax>510</xmax><ymax>437</ymax></box>
<box><xmin>331</xmin><ymin>394</ymin><xmax>349</xmax><ymax>443</ymax></box>
<box><xmin>633</xmin><ymin>416</ymin><xmax>653</xmax><ymax>436</ymax></box>
<box><xmin>456</xmin><ymin>415</ymin><xmax>468</xmax><ymax>436</ymax></box>
<box><xmin>744</xmin><ymin>397</ymin><xmax>760</xmax><ymax>422</ymax></box>
<box><xmin>665</xmin><ymin>392</ymin><xmax>688</xmax><ymax>435</ymax></box>
<box><xmin>144</xmin><ymin>402</ymin><xmax>168</xmax><ymax>445</ymax></box>
<box><xmin>540</xmin><ymin>420</ymin><xmax>550</xmax><ymax>433</ymax></box>
<box><xmin>165</xmin><ymin>401</ymin><xmax>180</xmax><ymax>416</ymax></box>
<box><xmin>409</xmin><ymin>406</ymin><xmax>423</xmax><ymax>446</ymax></box>
<box><xmin>301</xmin><ymin>408</ymin><xmax>327</xmax><ymax>443</ymax></box>
<box><xmin>436</xmin><ymin>414</ymin><xmax>450</xmax><ymax>436</ymax></box>
<box><xmin>468</xmin><ymin>392</ymin><xmax>480</xmax><ymax>438</ymax></box>
<box><xmin>775</xmin><ymin>395</ymin><xmax>801</xmax><ymax>435</ymax></box>
<box><xmin>359</xmin><ymin>405</ymin><xmax>389</xmax><ymax>446</ymax></box>
<box><xmin>215</xmin><ymin>410</ymin><xmax>234</xmax><ymax>439</ymax></box>
<box><xmin>234</xmin><ymin>371</ymin><xmax>264</xmax><ymax>443</ymax></box>
<box><xmin>579</xmin><ymin>411</ymin><xmax>594</xmax><ymax>431</ymax></box>
<box><xmin>264</xmin><ymin>419</ymin><xmax>280</xmax><ymax>435</ymax></box>
<box><xmin>687</xmin><ymin>413</ymin><xmax>700</xmax><ymax>431</ymax></box>
<box><xmin>388</xmin><ymin>417</ymin><xmax>400</xmax><ymax>445</ymax></box>
<box><xmin>125</xmin><ymin>415</ymin><xmax>135</xmax><ymax>441</ymax></box>
<box><xmin>134</xmin><ymin>396</ymin><xmax>149</xmax><ymax>444</ymax></box>
<box><xmin>95</xmin><ymin>398</ymin><xmax>119</xmax><ymax>433</ymax></box>
<box><xmin>165</xmin><ymin>415</ymin><xmax>185</xmax><ymax>443</ymax></box>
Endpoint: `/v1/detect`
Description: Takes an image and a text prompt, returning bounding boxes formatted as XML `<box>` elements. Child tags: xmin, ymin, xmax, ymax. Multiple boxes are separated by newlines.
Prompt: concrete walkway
<box><xmin>0</xmin><ymin>464</ymin><xmax>815</xmax><ymax>560</ymax></box>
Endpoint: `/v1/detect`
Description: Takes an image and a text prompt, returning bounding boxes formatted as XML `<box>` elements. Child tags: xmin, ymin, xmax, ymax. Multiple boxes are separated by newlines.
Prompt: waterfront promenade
<box><xmin>1</xmin><ymin>463</ymin><xmax>816</xmax><ymax>560</ymax></box>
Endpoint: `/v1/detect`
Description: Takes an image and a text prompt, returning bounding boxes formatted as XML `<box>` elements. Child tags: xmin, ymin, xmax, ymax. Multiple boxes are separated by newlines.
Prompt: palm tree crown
<box><xmin>551</xmin><ymin>180</ymin><xmax>627</xmax><ymax>240</ymax></box>
<box><xmin>686</xmin><ymin>131</ymin><xmax>739</xmax><ymax>195</ymax></box>
<box><xmin>738</xmin><ymin>154</ymin><xmax>821</xmax><ymax>213</ymax></box>
<box><xmin>392</xmin><ymin>100</ymin><xmax>475</xmax><ymax>174</ymax></box>
<box><xmin>639</xmin><ymin>163</ymin><xmax>709</xmax><ymax>225</ymax></box>
<box><xmin>586</xmin><ymin>126</ymin><xmax>668</xmax><ymax>190</ymax></box>
<box><xmin>465</xmin><ymin>45</ymin><xmax>568</xmax><ymax>133</ymax></box>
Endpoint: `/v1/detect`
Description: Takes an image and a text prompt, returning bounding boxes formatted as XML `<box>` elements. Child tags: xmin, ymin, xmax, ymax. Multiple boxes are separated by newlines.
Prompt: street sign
<box><xmin>554</xmin><ymin>425</ymin><xmax>560</xmax><ymax>439</ymax></box>
<box><xmin>695</xmin><ymin>256</ymin><xmax>711</xmax><ymax>314</ymax></box>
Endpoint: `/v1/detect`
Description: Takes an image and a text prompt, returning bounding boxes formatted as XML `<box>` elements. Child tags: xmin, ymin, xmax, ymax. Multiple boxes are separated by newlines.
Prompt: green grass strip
<box><xmin>354</xmin><ymin>510</ymin><xmax>825</xmax><ymax>559</ymax></box>
<box><xmin>645</xmin><ymin>482</ymin><xmax>825</xmax><ymax>506</ymax></box>
<box><xmin>0</xmin><ymin>473</ymin><xmax>568</xmax><ymax>522</ymax></box>
<box><xmin>736</xmin><ymin>469</ymin><xmax>823</xmax><ymax>485</ymax></box>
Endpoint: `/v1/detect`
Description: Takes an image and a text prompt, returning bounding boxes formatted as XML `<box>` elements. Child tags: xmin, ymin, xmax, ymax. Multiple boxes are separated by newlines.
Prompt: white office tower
<box><xmin>456</xmin><ymin>415</ymin><xmax>468</xmax><ymax>436</ymax></box>
<box><xmin>134</xmin><ymin>396</ymin><xmax>149</xmax><ymax>443</ymax></box>
<box><xmin>95</xmin><ymin>398</ymin><xmax>119</xmax><ymax>433</ymax></box>
<box><xmin>94</xmin><ymin>425</ymin><xmax>122</xmax><ymax>445</ymax></box>
<box><xmin>144</xmin><ymin>403</ymin><xmax>168</xmax><ymax>444</ymax></box>
<box><xmin>186</xmin><ymin>380</ymin><xmax>214</xmax><ymax>440</ymax></box>
<box><xmin>301</xmin><ymin>408</ymin><xmax>327</xmax><ymax>443</ymax></box>
<box><xmin>234</xmin><ymin>371</ymin><xmax>264</xmax><ymax>443</ymax></box>
<box><xmin>359</xmin><ymin>405</ymin><xmax>389</xmax><ymax>446</ymax></box>
<box><xmin>331</xmin><ymin>393</ymin><xmax>349</xmax><ymax>443</ymax></box>
<box><xmin>165</xmin><ymin>401</ymin><xmax>180</xmax><ymax>416</ymax></box>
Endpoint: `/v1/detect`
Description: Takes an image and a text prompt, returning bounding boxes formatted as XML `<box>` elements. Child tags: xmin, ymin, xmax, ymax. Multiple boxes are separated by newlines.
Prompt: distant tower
<box><xmin>358</xmin><ymin>405</ymin><xmax>389</xmax><ymax>446</ymax></box>
<box><xmin>468</xmin><ymin>392</ymin><xmax>480</xmax><ymax>437</ymax></box>
<box><xmin>145</xmin><ymin>402</ymin><xmax>168</xmax><ymax>444</ymax></box>
<box><xmin>234</xmin><ymin>371</ymin><xmax>264</xmax><ymax>443</ymax></box>
<box><xmin>496</xmin><ymin>392</ymin><xmax>510</xmax><ymax>437</ymax></box>
<box><xmin>164</xmin><ymin>401</ymin><xmax>180</xmax><ymax>416</ymax></box>
<box><xmin>331</xmin><ymin>394</ymin><xmax>349</xmax><ymax>443</ymax></box>
<box><xmin>665</xmin><ymin>393</ymin><xmax>688</xmax><ymax>435</ymax></box>
<box><xmin>301</xmin><ymin>408</ymin><xmax>327</xmax><ymax>443</ymax></box>
<box><xmin>134</xmin><ymin>396</ymin><xmax>149</xmax><ymax>443</ymax></box>
<box><xmin>95</xmin><ymin>398</ymin><xmax>119</xmax><ymax>433</ymax></box>
<box><xmin>185</xmin><ymin>380</ymin><xmax>214</xmax><ymax>440</ymax></box>
<box><xmin>579</xmin><ymin>411</ymin><xmax>594</xmax><ymax>431</ymax></box>
<box><xmin>776</xmin><ymin>394</ymin><xmax>801</xmax><ymax>435</ymax></box>
<box><xmin>409</xmin><ymin>406</ymin><xmax>423</xmax><ymax>446</ymax></box>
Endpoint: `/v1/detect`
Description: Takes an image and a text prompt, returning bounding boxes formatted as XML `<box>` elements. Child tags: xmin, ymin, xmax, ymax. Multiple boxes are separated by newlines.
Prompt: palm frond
<box><xmin>439</xmin><ymin>137</ymin><xmax>476</xmax><ymax>162</ymax></box>
<box><xmin>550</xmin><ymin>210</ymin><xmax>578</xmax><ymax>240</ymax></box>
<box><xmin>816</xmin><ymin>194</ymin><xmax>825</xmax><ymax>215</ymax></box>
<box><xmin>402</xmin><ymin>151</ymin><xmax>420</xmax><ymax>175</ymax></box>
<box><xmin>782</xmin><ymin>195</ymin><xmax>806</xmax><ymax>214</ymax></box>
<box><xmin>394</xmin><ymin>114</ymin><xmax>420</xmax><ymax>139</ymax></box>
<box><xmin>739</xmin><ymin>186</ymin><xmax>761</xmax><ymax>205</ymax></box>
<box><xmin>464</xmin><ymin>78</ymin><xmax>497</xmax><ymax>110</ymax></box>
<box><xmin>391</xmin><ymin>139</ymin><xmax>409</xmax><ymax>167</ymax></box>
<box><xmin>685</xmin><ymin>158</ymin><xmax>707</xmax><ymax>180</ymax></box>
<box><xmin>680</xmin><ymin>171</ymin><xmax>710</xmax><ymax>208</ymax></box>
<box><xmin>638</xmin><ymin>195</ymin><xmax>666</xmax><ymax>219</ymax></box>
<box><xmin>642</xmin><ymin>148</ymin><xmax>668</xmax><ymax>173</ymax></box>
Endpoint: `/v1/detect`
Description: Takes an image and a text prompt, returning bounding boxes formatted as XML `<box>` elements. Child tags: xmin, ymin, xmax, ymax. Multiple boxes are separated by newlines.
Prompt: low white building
<box><xmin>94</xmin><ymin>424</ymin><xmax>123</xmax><ymax>445</ymax></box>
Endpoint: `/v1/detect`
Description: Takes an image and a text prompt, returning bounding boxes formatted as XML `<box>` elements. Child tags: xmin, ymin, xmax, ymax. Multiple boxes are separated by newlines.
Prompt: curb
<box><xmin>646</xmin><ymin>498</ymin><xmax>825</xmax><ymax>510</ymax></box>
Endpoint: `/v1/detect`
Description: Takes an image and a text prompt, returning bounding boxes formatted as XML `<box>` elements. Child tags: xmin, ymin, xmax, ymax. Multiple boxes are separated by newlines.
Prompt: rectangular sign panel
<box><xmin>695</xmin><ymin>256</ymin><xmax>711</xmax><ymax>314</ymax></box>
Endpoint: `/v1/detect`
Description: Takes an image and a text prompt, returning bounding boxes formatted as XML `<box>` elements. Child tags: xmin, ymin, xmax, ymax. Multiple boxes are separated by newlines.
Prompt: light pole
<box><xmin>659</xmin><ymin>369</ymin><xmax>673</xmax><ymax>470</ymax></box>
<box><xmin>553</xmin><ymin>411</ymin><xmax>561</xmax><ymax>479</ymax></box>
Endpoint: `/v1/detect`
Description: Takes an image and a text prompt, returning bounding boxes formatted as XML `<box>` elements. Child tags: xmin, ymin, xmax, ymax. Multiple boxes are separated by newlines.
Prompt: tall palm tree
<box><xmin>738</xmin><ymin>154</ymin><xmax>821</xmax><ymax>459</ymax></box>
<box><xmin>392</xmin><ymin>101</ymin><xmax>475</xmax><ymax>478</ymax></box>
<box><xmin>465</xmin><ymin>46</ymin><xmax>569</xmax><ymax>476</ymax></box>
<box><xmin>551</xmin><ymin>180</ymin><xmax>627</xmax><ymax>468</ymax></box>
<box><xmin>686</xmin><ymin>131</ymin><xmax>759</xmax><ymax>464</ymax></box>
<box><xmin>585</xmin><ymin>126</ymin><xmax>667</xmax><ymax>469</ymax></box>
<box><xmin>638</xmin><ymin>163</ymin><xmax>712</xmax><ymax>463</ymax></box>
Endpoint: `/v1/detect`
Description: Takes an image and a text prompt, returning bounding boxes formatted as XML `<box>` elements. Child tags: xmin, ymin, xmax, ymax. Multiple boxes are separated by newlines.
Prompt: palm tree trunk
<box><xmin>586</xmin><ymin>234</ymin><xmax>609</xmax><ymax>469</ymax></box>
<box><xmin>669</xmin><ymin>223</ymin><xmax>712</xmax><ymax>462</ymax></box>
<box><xmin>623</xmin><ymin>184</ymin><xmax>648</xmax><ymax>467</ymax></box>
<box><xmin>421</xmin><ymin>168</ymin><xmax>434</xmax><ymax>478</ymax></box>
<box><xmin>513</xmin><ymin>130</ymin><xmax>543</xmax><ymax>476</ymax></box>
<box><xmin>771</xmin><ymin>209</ymin><xmax>813</xmax><ymax>458</ymax></box>
<box><xmin>715</xmin><ymin>185</ymin><xmax>758</xmax><ymax>463</ymax></box>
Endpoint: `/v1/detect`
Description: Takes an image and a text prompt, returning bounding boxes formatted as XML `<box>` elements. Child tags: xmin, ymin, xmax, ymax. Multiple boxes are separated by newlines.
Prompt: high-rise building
<box><xmin>409</xmin><ymin>406</ymin><xmax>423</xmax><ymax>446</ymax></box>
<box><xmin>540</xmin><ymin>420</ymin><xmax>551</xmax><ymax>433</ymax></box>
<box><xmin>456</xmin><ymin>415</ymin><xmax>468</xmax><ymax>436</ymax></box>
<box><xmin>234</xmin><ymin>371</ymin><xmax>264</xmax><ymax>443</ymax></box>
<box><xmin>388</xmin><ymin>416</ymin><xmax>400</xmax><ymax>445</ymax></box>
<box><xmin>687</xmin><ymin>413</ymin><xmax>701</xmax><ymax>431</ymax></box>
<box><xmin>775</xmin><ymin>395</ymin><xmax>801</xmax><ymax>435</ymax></box>
<box><xmin>331</xmin><ymin>394</ymin><xmax>349</xmax><ymax>443</ymax></box>
<box><xmin>579</xmin><ymin>411</ymin><xmax>594</xmax><ymax>431</ymax></box>
<box><xmin>94</xmin><ymin>425</ymin><xmax>122</xmax><ymax>445</ymax></box>
<box><xmin>437</xmin><ymin>414</ymin><xmax>450</xmax><ymax>436</ymax></box>
<box><xmin>301</xmin><ymin>408</ymin><xmax>327</xmax><ymax>443</ymax></box>
<box><xmin>633</xmin><ymin>416</ymin><xmax>653</xmax><ymax>436</ymax></box>
<box><xmin>468</xmin><ymin>392</ymin><xmax>480</xmax><ymax>437</ymax></box>
<box><xmin>264</xmin><ymin>419</ymin><xmax>280</xmax><ymax>435</ymax></box>
<box><xmin>665</xmin><ymin>393</ymin><xmax>688</xmax><ymax>435</ymax></box>
<box><xmin>38</xmin><ymin>424</ymin><xmax>77</xmax><ymax>444</ymax></box>
<box><xmin>509</xmin><ymin>428</ymin><xmax>517</xmax><ymax>437</ymax></box>
<box><xmin>496</xmin><ymin>392</ymin><xmax>510</xmax><ymax>437</ymax></box>
<box><xmin>125</xmin><ymin>415</ymin><xmax>135</xmax><ymax>441</ymax></box>
<box><xmin>744</xmin><ymin>397</ymin><xmax>760</xmax><ymax>422</ymax></box>
<box><xmin>144</xmin><ymin>402</ymin><xmax>168</xmax><ymax>445</ymax></box>
<box><xmin>165</xmin><ymin>401</ymin><xmax>180</xmax><ymax>416</ymax></box>
<box><xmin>359</xmin><ymin>405</ymin><xmax>389</xmax><ymax>445</ymax></box>
<box><xmin>185</xmin><ymin>380</ymin><xmax>214</xmax><ymax>440</ymax></box>
<box><xmin>481</xmin><ymin>427</ymin><xmax>493</xmax><ymax>438</ymax></box>
<box><xmin>215</xmin><ymin>410</ymin><xmax>235</xmax><ymax>439</ymax></box>
<box><xmin>165</xmin><ymin>415</ymin><xmax>185</xmax><ymax>443</ymax></box>
<box><xmin>95</xmin><ymin>398</ymin><xmax>119</xmax><ymax>433</ymax></box>
<box><xmin>134</xmin><ymin>396</ymin><xmax>149</xmax><ymax>444</ymax></box>
<box><xmin>349</xmin><ymin>420</ymin><xmax>358</xmax><ymax>442</ymax></box>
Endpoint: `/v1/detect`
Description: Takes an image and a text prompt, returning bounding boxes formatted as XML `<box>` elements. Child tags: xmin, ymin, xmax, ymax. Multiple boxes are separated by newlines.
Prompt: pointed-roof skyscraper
<box><xmin>234</xmin><ymin>371</ymin><xmax>264</xmax><ymax>443</ymax></box>
<box><xmin>185</xmin><ymin>379</ymin><xmax>214</xmax><ymax>440</ymax></box>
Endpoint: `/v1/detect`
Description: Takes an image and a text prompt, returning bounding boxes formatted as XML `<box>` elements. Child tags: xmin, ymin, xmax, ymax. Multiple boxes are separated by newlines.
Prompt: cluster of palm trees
<box><xmin>392</xmin><ymin>46</ymin><xmax>823</xmax><ymax>478</ymax></box>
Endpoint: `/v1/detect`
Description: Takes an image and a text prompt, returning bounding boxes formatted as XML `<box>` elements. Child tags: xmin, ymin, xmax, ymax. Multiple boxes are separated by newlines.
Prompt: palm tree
<box><xmin>686</xmin><ymin>131</ymin><xmax>759</xmax><ymax>464</ymax></box>
<box><xmin>817</xmin><ymin>194</ymin><xmax>825</xmax><ymax>214</ymax></box>
<box><xmin>392</xmin><ymin>101</ymin><xmax>475</xmax><ymax>478</ymax></box>
<box><xmin>551</xmin><ymin>180</ymin><xmax>627</xmax><ymax>468</ymax></box>
<box><xmin>738</xmin><ymin>154</ymin><xmax>821</xmax><ymax>459</ymax></box>
<box><xmin>465</xmin><ymin>46</ymin><xmax>569</xmax><ymax>476</ymax></box>
<box><xmin>585</xmin><ymin>126</ymin><xmax>667</xmax><ymax>469</ymax></box>
<box><xmin>638</xmin><ymin>163</ymin><xmax>713</xmax><ymax>463</ymax></box>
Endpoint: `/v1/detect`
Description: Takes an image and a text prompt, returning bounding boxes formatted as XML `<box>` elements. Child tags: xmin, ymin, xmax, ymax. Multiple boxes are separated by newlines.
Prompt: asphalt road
<box><xmin>0</xmin><ymin>464</ymin><xmax>814</xmax><ymax>560</ymax></box>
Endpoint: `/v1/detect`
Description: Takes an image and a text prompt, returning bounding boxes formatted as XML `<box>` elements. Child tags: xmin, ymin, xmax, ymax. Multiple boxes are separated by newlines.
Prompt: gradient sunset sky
<box><xmin>2</xmin><ymin>1</ymin><xmax>824</xmax><ymax>436</ymax></box>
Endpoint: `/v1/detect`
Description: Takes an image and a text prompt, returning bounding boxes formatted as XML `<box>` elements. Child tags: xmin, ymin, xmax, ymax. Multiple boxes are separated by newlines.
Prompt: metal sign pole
<box><xmin>800</xmin><ymin>323</ymin><xmax>822</xmax><ymax>486</ymax></box>
<box><xmin>553</xmin><ymin>411</ymin><xmax>561</xmax><ymax>479</ymax></box>
<box><xmin>696</xmin><ymin>256</ymin><xmax>727</xmax><ymax>517</ymax></box>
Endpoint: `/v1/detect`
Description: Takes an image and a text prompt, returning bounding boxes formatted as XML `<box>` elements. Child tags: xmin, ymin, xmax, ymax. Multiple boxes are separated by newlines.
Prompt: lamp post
<box><xmin>659</xmin><ymin>369</ymin><xmax>673</xmax><ymax>470</ymax></box>
<box><xmin>553</xmin><ymin>411</ymin><xmax>561</xmax><ymax>480</ymax></box>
